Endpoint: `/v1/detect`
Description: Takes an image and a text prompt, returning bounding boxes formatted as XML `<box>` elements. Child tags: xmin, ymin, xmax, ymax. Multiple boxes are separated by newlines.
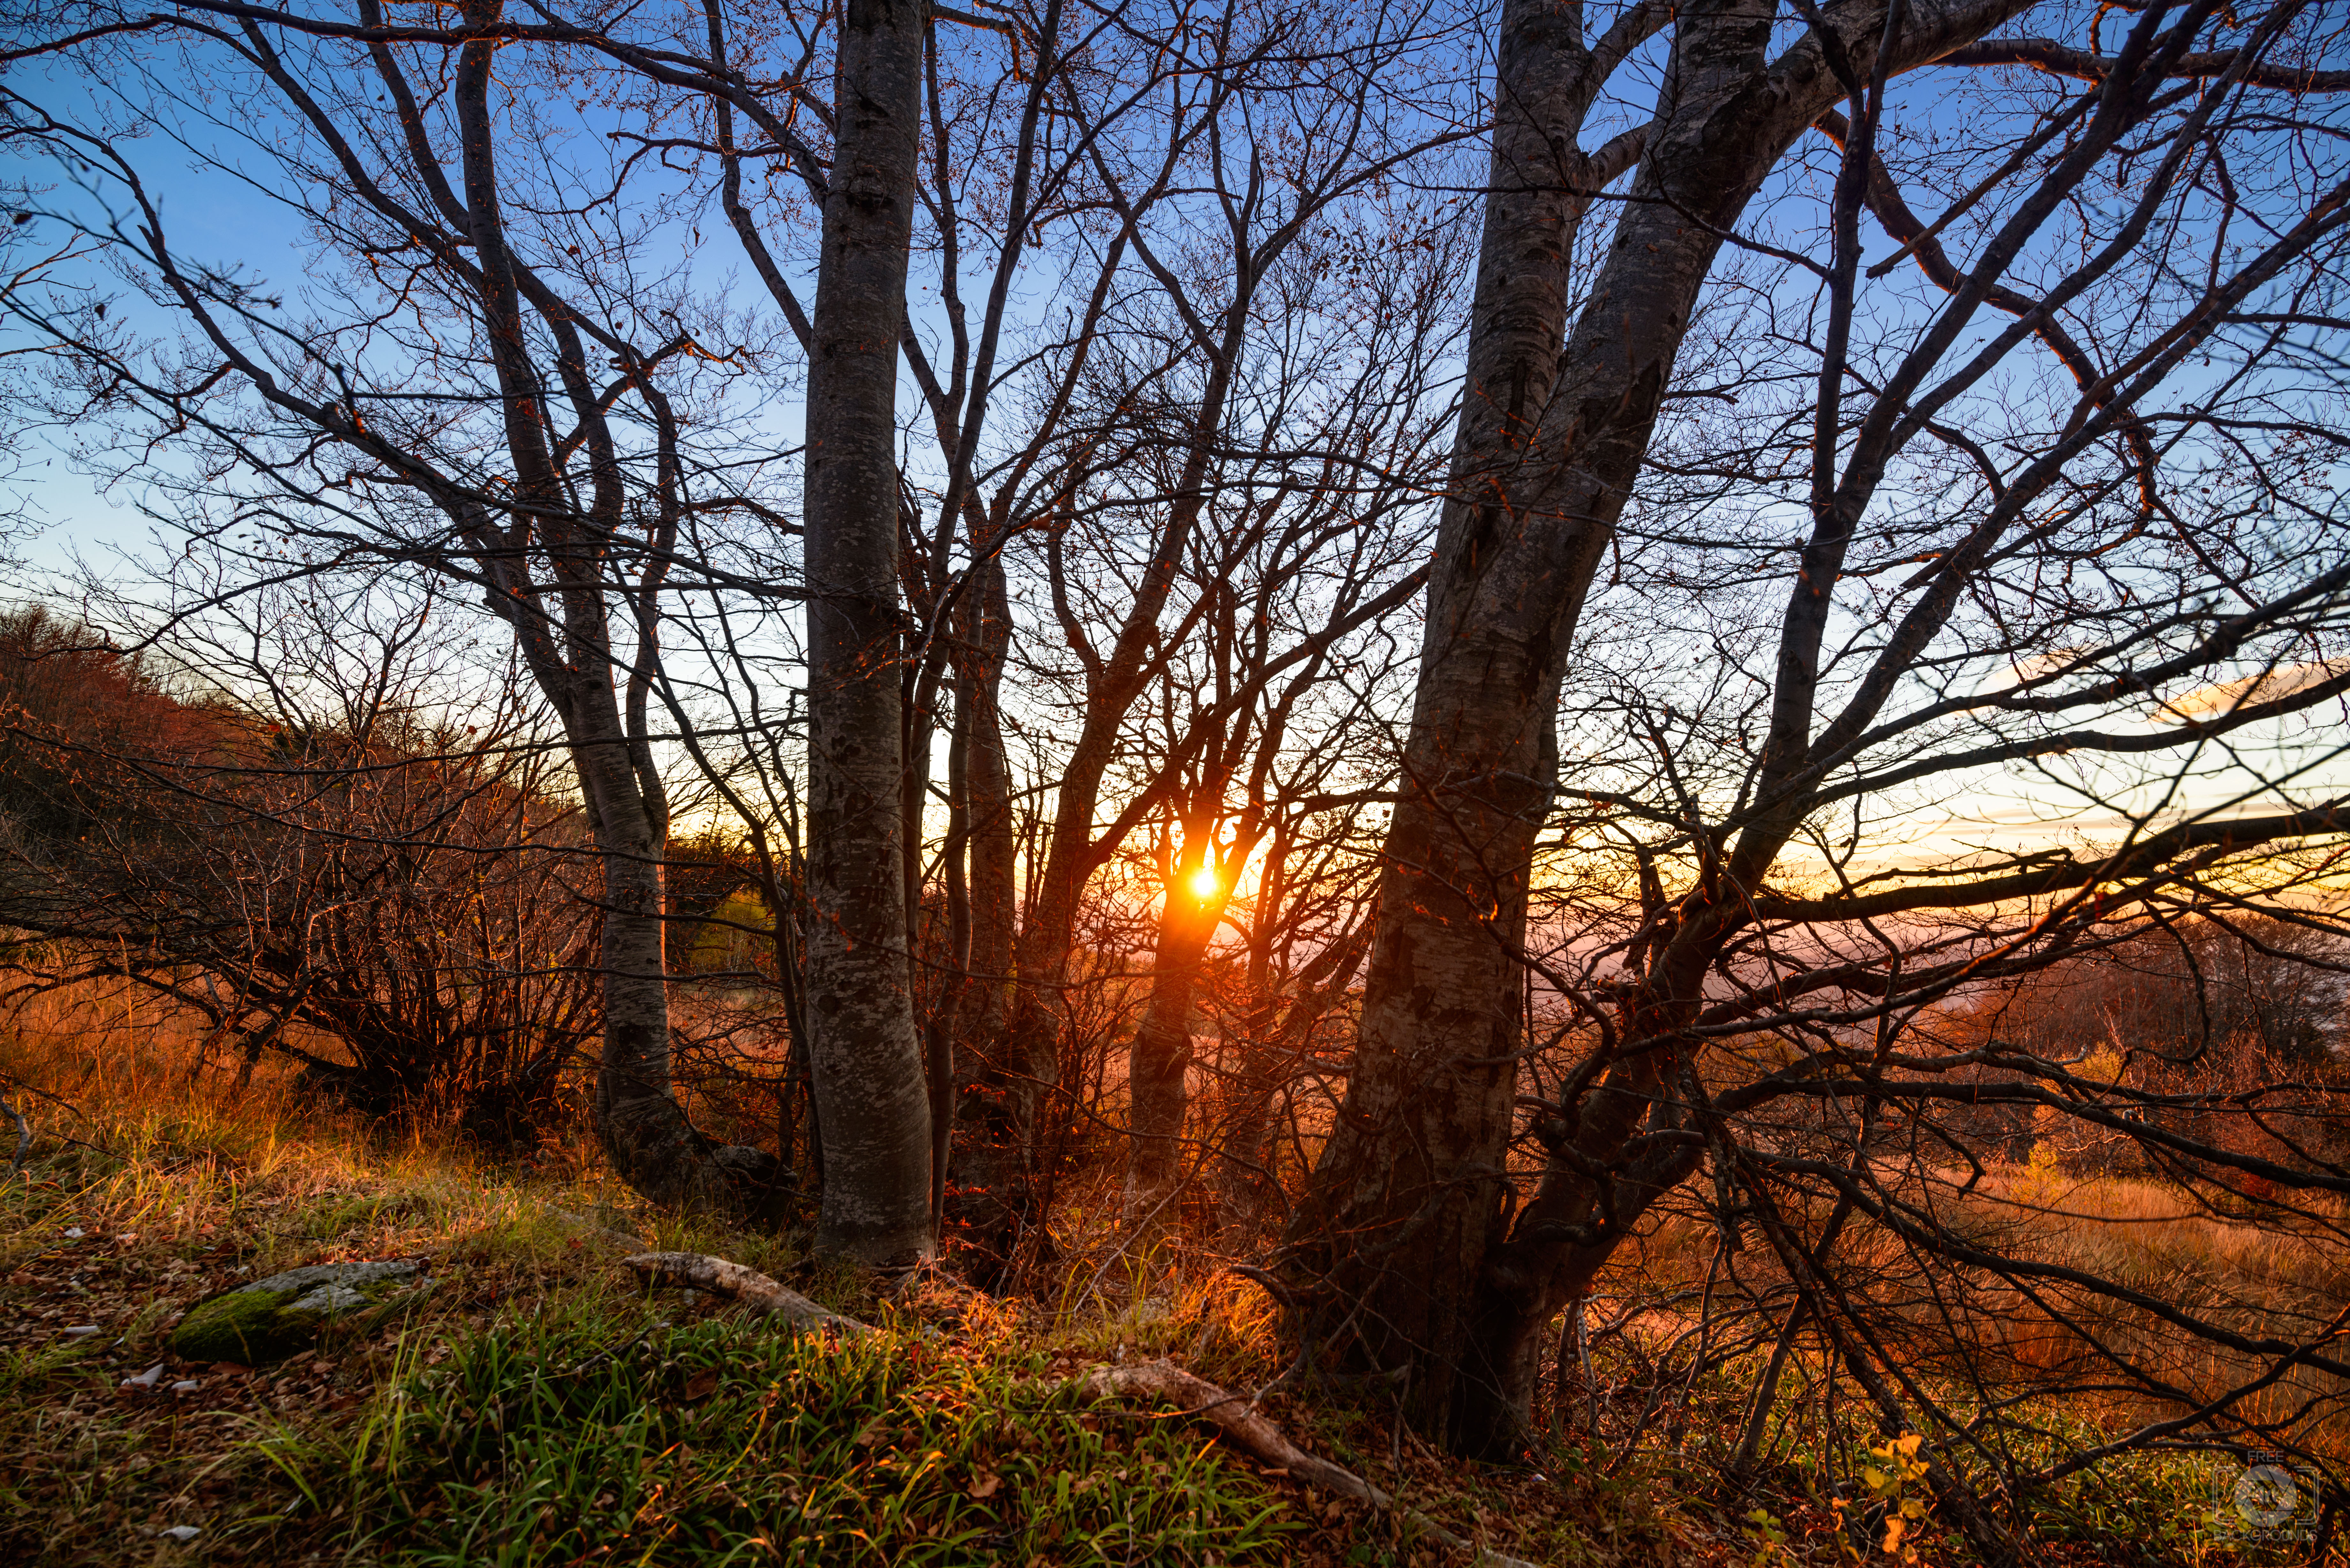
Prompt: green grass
<box><xmin>0</xmin><ymin>1068</ymin><xmax>1345</xmax><ymax>1567</ymax></box>
<box><xmin>247</xmin><ymin>1292</ymin><xmax>1304</xmax><ymax>1567</ymax></box>
<box><xmin>11</xmin><ymin>1010</ymin><xmax>2335</xmax><ymax>1567</ymax></box>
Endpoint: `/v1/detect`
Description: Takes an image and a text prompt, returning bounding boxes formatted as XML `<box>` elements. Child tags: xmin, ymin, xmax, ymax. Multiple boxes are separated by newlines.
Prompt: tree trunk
<box><xmin>567</xmin><ymin>620</ymin><xmax>741</xmax><ymax>1209</ymax></box>
<box><xmin>800</xmin><ymin>0</ymin><xmax>935</xmax><ymax>1268</ymax></box>
<box><xmin>447</xmin><ymin>0</ymin><xmax>742</xmax><ymax>1213</ymax></box>
<box><xmin>991</xmin><ymin>315</ymin><xmax>1251</xmax><ymax>1191</ymax></box>
<box><xmin>1281</xmin><ymin>0</ymin><xmax>1696</xmax><ymax>1451</ymax></box>
<box><xmin>587</xmin><ymin>753</ymin><xmax>729</xmax><ymax>1207</ymax></box>
<box><xmin>943</xmin><ymin>549</ymin><xmax>1028</xmax><ymax>1277</ymax></box>
<box><xmin>962</xmin><ymin>556</ymin><xmax>1017</xmax><ymax>1064</ymax></box>
<box><xmin>1211</xmin><ymin>1009</ymin><xmax>1284</xmax><ymax>1240</ymax></box>
<box><xmin>1283</xmin><ymin>0</ymin><xmax>2021</xmax><ymax>1455</ymax></box>
<box><xmin>1210</xmin><ymin>823</ymin><xmax>1294</xmax><ymax>1239</ymax></box>
<box><xmin>1123</xmin><ymin>857</ymin><xmax>1226</xmax><ymax>1223</ymax></box>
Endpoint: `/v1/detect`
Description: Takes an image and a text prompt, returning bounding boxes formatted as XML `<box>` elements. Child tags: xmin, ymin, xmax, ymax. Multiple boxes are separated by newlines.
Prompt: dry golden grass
<box><xmin>0</xmin><ymin>981</ymin><xmax>1686</xmax><ymax>1568</ymax></box>
<box><xmin>1971</xmin><ymin>1163</ymin><xmax>2348</xmax><ymax>1302</ymax></box>
<box><xmin>0</xmin><ymin>979</ymin><xmax>835</xmax><ymax>1305</ymax></box>
<box><xmin>1853</xmin><ymin>1160</ymin><xmax>2350</xmax><ymax>1470</ymax></box>
<box><xmin>4</xmin><ymin>979</ymin><xmax>2336</xmax><ymax>1564</ymax></box>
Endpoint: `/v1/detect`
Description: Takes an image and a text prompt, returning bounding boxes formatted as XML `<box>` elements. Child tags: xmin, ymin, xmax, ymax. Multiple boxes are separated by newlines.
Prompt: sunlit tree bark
<box><xmin>799</xmin><ymin>0</ymin><xmax>938</xmax><ymax>1265</ymax></box>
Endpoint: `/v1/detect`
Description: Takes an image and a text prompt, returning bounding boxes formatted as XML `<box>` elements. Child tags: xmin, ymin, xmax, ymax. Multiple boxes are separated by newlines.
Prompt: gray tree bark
<box><xmin>939</xmin><ymin>534</ymin><xmax>1033</xmax><ymax>1279</ymax></box>
<box><xmin>801</xmin><ymin>0</ymin><xmax>936</xmax><ymax>1267</ymax></box>
<box><xmin>935</xmin><ymin>575</ymin><xmax>1015</xmax><ymax>1240</ymax></box>
<box><xmin>1284</xmin><ymin>0</ymin><xmax>2030</xmax><ymax>1457</ymax></box>
<box><xmin>961</xmin><ymin>554</ymin><xmax>1019</xmax><ymax>1068</ymax></box>
<box><xmin>446</xmin><ymin>0</ymin><xmax>748</xmax><ymax>1211</ymax></box>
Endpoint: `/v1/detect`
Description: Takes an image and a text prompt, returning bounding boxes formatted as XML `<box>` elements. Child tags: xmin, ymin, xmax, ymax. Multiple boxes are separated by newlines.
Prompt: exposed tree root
<box><xmin>1086</xmin><ymin>1359</ymin><xmax>1541</xmax><ymax>1568</ymax></box>
<box><xmin>628</xmin><ymin>1252</ymin><xmax>1535</xmax><ymax>1565</ymax></box>
<box><xmin>620</xmin><ymin>1251</ymin><xmax>871</xmax><ymax>1335</ymax></box>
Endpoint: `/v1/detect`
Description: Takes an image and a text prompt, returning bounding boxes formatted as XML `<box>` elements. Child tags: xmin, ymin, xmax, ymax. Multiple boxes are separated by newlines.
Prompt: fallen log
<box><xmin>620</xmin><ymin>1252</ymin><xmax>871</xmax><ymax>1336</ymax></box>
<box><xmin>1086</xmin><ymin>1359</ymin><xmax>1541</xmax><ymax>1568</ymax></box>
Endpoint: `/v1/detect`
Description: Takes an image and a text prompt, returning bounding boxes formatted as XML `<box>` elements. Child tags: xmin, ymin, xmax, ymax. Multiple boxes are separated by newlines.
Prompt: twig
<box><xmin>1085</xmin><ymin>1358</ymin><xmax>1541</xmax><ymax>1568</ymax></box>
<box><xmin>1225</xmin><ymin>1262</ymin><xmax>1301</xmax><ymax>1308</ymax></box>
<box><xmin>0</xmin><ymin>1074</ymin><xmax>88</xmax><ymax>1122</ymax></box>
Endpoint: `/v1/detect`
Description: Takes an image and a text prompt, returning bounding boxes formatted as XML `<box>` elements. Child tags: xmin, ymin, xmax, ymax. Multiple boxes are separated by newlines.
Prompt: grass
<box><xmin>0</xmin><ymin>990</ymin><xmax>1664</xmax><ymax>1567</ymax></box>
<box><xmin>250</xmin><ymin>1297</ymin><xmax>1306</xmax><ymax>1566</ymax></box>
<box><xmin>2</xmin><ymin>984</ymin><xmax>2342</xmax><ymax>1566</ymax></box>
<box><xmin>1714</xmin><ymin>1368</ymin><xmax>2299</xmax><ymax>1568</ymax></box>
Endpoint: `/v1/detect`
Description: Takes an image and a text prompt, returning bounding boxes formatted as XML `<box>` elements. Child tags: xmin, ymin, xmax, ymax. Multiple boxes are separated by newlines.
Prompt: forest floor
<box><xmin>0</xmin><ymin>1033</ymin><xmax>2323</xmax><ymax>1567</ymax></box>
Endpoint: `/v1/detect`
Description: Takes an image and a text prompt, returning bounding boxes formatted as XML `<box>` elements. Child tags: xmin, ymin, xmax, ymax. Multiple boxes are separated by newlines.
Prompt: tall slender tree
<box><xmin>798</xmin><ymin>0</ymin><xmax>938</xmax><ymax>1265</ymax></box>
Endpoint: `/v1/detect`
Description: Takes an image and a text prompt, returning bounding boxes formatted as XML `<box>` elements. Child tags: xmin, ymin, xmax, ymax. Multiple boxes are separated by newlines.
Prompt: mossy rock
<box><xmin>170</xmin><ymin>1260</ymin><xmax>423</xmax><ymax>1364</ymax></box>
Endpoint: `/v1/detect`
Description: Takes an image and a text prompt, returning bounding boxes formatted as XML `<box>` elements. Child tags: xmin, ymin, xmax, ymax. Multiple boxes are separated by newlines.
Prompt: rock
<box><xmin>286</xmin><ymin>1282</ymin><xmax>370</xmax><ymax>1315</ymax></box>
<box><xmin>169</xmin><ymin>1260</ymin><xmax>422</xmax><ymax>1365</ymax></box>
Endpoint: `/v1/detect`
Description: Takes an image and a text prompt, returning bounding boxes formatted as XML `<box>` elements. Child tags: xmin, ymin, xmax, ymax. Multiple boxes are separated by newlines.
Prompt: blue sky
<box><xmin>8</xmin><ymin>0</ymin><xmax>2350</xmax><ymax>886</ymax></box>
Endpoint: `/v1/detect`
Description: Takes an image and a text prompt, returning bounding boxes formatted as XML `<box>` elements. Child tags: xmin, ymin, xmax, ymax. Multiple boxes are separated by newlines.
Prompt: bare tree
<box><xmin>0</xmin><ymin>0</ymin><xmax>1467</xmax><ymax>1255</ymax></box>
<box><xmin>791</xmin><ymin>0</ymin><xmax>938</xmax><ymax>1264</ymax></box>
<box><xmin>0</xmin><ymin>0</ymin><xmax>795</xmax><ymax>1208</ymax></box>
<box><xmin>1110</xmin><ymin>261</ymin><xmax>1463</xmax><ymax>1221</ymax></box>
<box><xmin>675</xmin><ymin>0</ymin><xmax>1481</xmax><ymax>1261</ymax></box>
<box><xmin>11</xmin><ymin>3</ymin><xmax>2350</xmax><ymax>1537</ymax></box>
<box><xmin>1280</xmin><ymin>0</ymin><xmax>2350</xmax><ymax>1508</ymax></box>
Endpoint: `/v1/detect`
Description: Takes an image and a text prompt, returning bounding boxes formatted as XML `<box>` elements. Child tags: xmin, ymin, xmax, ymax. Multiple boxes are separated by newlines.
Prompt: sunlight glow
<box><xmin>1186</xmin><ymin>864</ymin><xmax>1222</xmax><ymax>901</ymax></box>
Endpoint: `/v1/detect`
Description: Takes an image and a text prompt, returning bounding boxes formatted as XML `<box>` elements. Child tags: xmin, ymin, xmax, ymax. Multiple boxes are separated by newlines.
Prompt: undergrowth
<box><xmin>2</xmin><ymin>1004</ymin><xmax>2340</xmax><ymax>1566</ymax></box>
<box><xmin>0</xmin><ymin>1018</ymin><xmax>1623</xmax><ymax>1567</ymax></box>
<box><xmin>250</xmin><ymin>1295</ymin><xmax>1303</xmax><ymax>1567</ymax></box>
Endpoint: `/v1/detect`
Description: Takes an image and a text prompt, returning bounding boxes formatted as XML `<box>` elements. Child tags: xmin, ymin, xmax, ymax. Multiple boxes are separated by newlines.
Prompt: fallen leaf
<box><xmin>683</xmin><ymin>1369</ymin><xmax>719</xmax><ymax>1401</ymax></box>
<box><xmin>967</xmin><ymin>1471</ymin><xmax>1003</xmax><ymax>1500</ymax></box>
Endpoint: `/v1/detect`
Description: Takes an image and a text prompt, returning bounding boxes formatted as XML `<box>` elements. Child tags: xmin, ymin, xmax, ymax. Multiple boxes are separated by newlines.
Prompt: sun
<box><xmin>1185</xmin><ymin>864</ymin><xmax>1222</xmax><ymax>900</ymax></box>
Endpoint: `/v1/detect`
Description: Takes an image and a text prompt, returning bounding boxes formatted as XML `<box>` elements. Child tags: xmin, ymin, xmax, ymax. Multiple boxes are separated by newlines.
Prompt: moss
<box><xmin>171</xmin><ymin>1287</ymin><xmax>311</xmax><ymax>1364</ymax></box>
<box><xmin>169</xmin><ymin>1261</ymin><xmax>422</xmax><ymax>1364</ymax></box>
